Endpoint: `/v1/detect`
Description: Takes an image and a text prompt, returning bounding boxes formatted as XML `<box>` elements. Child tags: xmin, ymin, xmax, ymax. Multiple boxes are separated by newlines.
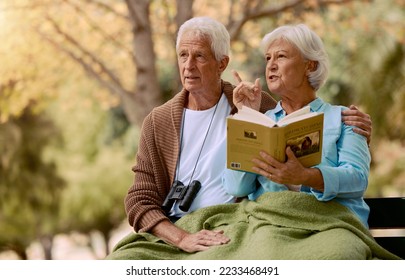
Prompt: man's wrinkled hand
<box><xmin>342</xmin><ymin>105</ymin><xmax>372</xmax><ymax>145</ymax></box>
<box><xmin>178</xmin><ymin>229</ymin><xmax>230</xmax><ymax>253</ymax></box>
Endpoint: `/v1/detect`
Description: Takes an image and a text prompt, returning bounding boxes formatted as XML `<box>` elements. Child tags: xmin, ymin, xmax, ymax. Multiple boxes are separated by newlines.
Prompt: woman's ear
<box><xmin>306</xmin><ymin>60</ymin><xmax>318</xmax><ymax>74</ymax></box>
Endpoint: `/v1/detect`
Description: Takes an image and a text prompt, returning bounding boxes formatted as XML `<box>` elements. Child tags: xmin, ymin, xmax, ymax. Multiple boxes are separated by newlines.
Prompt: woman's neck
<box><xmin>280</xmin><ymin>91</ymin><xmax>316</xmax><ymax>115</ymax></box>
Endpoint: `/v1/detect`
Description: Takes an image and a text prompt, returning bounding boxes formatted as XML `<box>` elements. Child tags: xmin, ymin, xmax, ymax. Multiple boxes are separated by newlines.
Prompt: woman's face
<box><xmin>264</xmin><ymin>38</ymin><xmax>311</xmax><ymax>96</ymax></box>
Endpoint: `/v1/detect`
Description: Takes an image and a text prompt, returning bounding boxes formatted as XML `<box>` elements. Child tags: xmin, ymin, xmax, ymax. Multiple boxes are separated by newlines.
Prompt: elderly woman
<box><xmin>223</xmin><ymin>24</ymin><xmax>371</xmax><ymax>228</ymax></box>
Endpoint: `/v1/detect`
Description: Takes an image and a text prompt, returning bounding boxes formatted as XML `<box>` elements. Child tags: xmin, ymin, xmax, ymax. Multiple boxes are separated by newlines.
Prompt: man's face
<box><xmin>177</xmin><ymin>32</ymin><xmax>223</xmax><ymax>95</ymax></box>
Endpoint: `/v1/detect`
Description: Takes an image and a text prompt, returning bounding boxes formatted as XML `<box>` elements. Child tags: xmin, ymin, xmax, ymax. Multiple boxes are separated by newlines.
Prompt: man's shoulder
<box><xmin>151</xmin><ymin>91</ymin><xmax>185</xmax><ymax>115</ymax></box>
<box><xmin>143</xmin><ymin>91</ymin><xmax>184</xmax><ymax>129</ymax></box>
<box><xmin>318</xmin><ymin>101</ymin><xmax>347</xmax><ymax>114</ymax></box>
<box><xmin>222</xmin><ymin>80</ymin><xmax>235</xmax><ymax>92</ymax></box>
<box><xmin>259</xmin><ymin>92</ymin><xmax>277</xmax><ymax>113</ymax></box>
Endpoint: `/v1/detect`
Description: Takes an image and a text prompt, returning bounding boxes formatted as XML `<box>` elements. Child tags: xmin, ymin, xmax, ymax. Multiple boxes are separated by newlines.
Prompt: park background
<box><xmin>0</xmin><ymin>0</ymin><xmax>404</xmax><ymax>260</ymax></box>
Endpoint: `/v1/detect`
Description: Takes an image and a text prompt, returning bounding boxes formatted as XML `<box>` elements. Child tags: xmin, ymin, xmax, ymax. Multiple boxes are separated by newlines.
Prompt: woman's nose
<box><xmin>267</xmin><ymin>60</ymin><xmax>277</xmax><ymax>71</ymax></box>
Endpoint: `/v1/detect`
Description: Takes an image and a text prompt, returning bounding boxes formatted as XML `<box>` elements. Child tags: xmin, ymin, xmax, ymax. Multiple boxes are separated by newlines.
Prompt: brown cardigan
<box><xmin>125</xmin><ymin>80</ymin><xmax>277</xmax><ymax>232</ymax></box>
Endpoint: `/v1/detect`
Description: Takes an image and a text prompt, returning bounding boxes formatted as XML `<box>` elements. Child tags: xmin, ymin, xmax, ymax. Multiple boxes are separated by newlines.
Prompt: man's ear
<box><xmin>219</xmin><ymin>56</ymin><xmax>230</xmax><ymax>73</ymax></box>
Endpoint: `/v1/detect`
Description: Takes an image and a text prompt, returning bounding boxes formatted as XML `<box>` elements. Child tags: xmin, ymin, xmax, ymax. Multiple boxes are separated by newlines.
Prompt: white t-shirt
<box><xmin>169</xmin><ymin>94</ymin><xmax>235</xmax><ymax>217</ymax></box>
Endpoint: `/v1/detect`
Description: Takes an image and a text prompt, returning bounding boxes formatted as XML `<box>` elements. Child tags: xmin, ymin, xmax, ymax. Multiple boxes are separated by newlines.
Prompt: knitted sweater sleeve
<box><xmin>124</xmin><ymin>111</ymin><xmax>172</xmax><ymax>233</ymax></box>
<box><xmin>259</xmin><ymin>91</ymin><xmax>277</xmax><ymax>113</ymax></box>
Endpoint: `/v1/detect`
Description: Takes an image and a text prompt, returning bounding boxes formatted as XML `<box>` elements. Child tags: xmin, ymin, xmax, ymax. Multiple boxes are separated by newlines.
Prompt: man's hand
<box><xmin>232</xmin><ymin>70</ymin><xmax>261</xmax><ymax>111</ymax></box>
<box><xmin>178</xmin><ymin>229</ymin><xmax>230</xmax><ymax>253</ymax></box>
<box><xmin>151</xmin><ymin>220</ymin><xmax>230</xmax><ymax>253</ymax></box>
<box><xmin>342</xmin><ymin>105</ymin><xmax>372</xmax><ymax>145</ymax></box>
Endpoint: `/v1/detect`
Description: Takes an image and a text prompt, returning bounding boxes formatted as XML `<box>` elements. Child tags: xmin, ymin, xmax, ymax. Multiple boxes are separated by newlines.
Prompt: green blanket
<box><xmin>107</xmin><ymin>192</ymin><xmax>401</xmax><ymax>260</ymax></box>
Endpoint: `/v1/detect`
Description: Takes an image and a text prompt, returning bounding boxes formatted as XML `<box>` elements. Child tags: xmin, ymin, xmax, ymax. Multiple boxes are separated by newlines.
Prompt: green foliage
<box><xmin>367</xmin><ymin>140</ymin><xmax>405</xmax><ymax>197</ymax></box>
<box><xmin>103</xmin><ymin>106</ymin><xmax>131</xmax><ymax>145</ymax></box>
<box><xmin>337</xmin><ymin>21</ymin><xmax>405</xmax><ymax>140</ymax></box>
<box><xmin>58</xmin><ymin>145</ymin><xmax>132</xmax><ymax>235</ymax></box>
<box><xmin>316</xmin><ymin>0</ymin><xmax>405</xmax><ymax>140</ymax></box>
<box><xmin>45</xmin><ymin>79</ymin><xmax>135</xmax><ymax>257</ymax></box>
<box><xmin>0</xmin><ymin>107</ymin><xmax>65</xmax><ymax>259</ymax></box>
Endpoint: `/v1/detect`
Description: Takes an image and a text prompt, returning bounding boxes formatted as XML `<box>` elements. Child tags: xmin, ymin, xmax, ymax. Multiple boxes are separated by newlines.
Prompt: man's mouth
<box><xmin>186</xmin><ymin>76</ymin><xmax>198</xmax><ymax>80</ymax></box>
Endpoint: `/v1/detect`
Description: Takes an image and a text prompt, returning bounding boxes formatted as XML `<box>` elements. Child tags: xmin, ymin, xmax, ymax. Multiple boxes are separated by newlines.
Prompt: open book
<box><xmin>227</xmin><ymin>105</ymin><xmax>324</xmax><ymax>174</ymax></box>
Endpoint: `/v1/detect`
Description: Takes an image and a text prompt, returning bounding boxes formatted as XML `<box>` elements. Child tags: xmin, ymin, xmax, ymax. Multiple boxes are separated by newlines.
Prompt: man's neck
<box><xmin>186</xmin><ymin>90</ymin><xmax>222</xmax><ymax>111</ymax></box>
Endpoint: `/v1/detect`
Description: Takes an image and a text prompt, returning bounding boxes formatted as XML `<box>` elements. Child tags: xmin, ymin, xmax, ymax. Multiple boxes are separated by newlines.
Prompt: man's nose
<box><xmin>184</xmin><ymin>56</ymin><xmax>196</xmax><ymax>69</ymax></box>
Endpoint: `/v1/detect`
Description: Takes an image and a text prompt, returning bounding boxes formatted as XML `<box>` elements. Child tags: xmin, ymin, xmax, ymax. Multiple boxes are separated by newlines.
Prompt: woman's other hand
<box><xmin>232</xmin><ymin>70</ymin><xmax>261</xmax><ymax>111</ymax></box>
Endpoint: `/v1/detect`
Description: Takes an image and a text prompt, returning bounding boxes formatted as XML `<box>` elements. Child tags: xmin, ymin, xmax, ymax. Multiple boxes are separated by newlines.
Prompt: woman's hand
<box><xmin>251</xmin><ymin>147</ymin><xmax>324</xmax><ymax>191</ymax></box>
<box><xmin>252</xmin><ymin>148</ymin><xmax>306</xmax><ymax>185</ymax></box>
<box><xmin>232</xmin><ymin>70</ymin><xmax>261</xmax><ymax>111</ymax></box>
<box><xmin>342</xmin><ymin>105</ymin><xmax>372</xmax><ymax>145</ymax></box>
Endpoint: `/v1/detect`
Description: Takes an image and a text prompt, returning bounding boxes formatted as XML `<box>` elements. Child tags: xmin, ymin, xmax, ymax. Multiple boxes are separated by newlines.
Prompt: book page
<box><xmin>231</xmin><ymin>105</ymin><xmax>313</xmax><ymax>127</ymax></box>
<box><xmin>279</xmin><ymin>111</ymin><xmax>319</xmax><ymax>127</ymax></box>
<box><xmin>231</xmin><ymin>106</ymin><xmax>276</xmax><ymax>127</ymax></box>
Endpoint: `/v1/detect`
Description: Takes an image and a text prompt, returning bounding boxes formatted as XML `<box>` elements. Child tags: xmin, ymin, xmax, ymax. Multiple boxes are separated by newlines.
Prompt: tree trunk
<box><xmin>40</xmin><ymin>235</ymin><xmax>54</xmax><ymax>260</ymax></box>
<box><xmin>124</xmin><ymin>0</ymin><xmax>162</xmax><ymax>126</ymax></box>
<box><xmin>169</xmin><ymin>0</ymin><xmax>195</xmax><ymax>94</ymax></box>
<box><xmin>102</xmin><ymin>231</ymin><xmax>110</xmax><ymax>257</ymax></box>
<box><xmin>11</xmin><ymin>245</ymin><xmax>28</xmax><ymax>260</ymax></box>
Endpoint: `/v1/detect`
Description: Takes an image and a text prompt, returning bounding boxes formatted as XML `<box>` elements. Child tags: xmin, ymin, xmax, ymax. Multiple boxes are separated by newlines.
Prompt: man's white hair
<box><xmin>176</xmin><ymin>17</ymin><xmax>230</xmax><ymax>61</ymax></box>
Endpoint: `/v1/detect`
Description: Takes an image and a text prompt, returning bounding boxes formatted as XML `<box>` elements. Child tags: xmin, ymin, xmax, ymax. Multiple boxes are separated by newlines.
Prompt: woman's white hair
<box><xmin>261</xmin><ymin>24</ymin><xmax>329</xmax><ymax>91</ymax></box>
<box><xmin>176</xmin><ymin>17</ymin><xmax>230</xmax><ymax>61</ymax></box>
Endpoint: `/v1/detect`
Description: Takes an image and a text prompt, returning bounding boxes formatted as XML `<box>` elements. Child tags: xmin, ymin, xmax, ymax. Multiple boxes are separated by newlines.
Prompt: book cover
<box><xmin>227</xmin><ymin>106</ymin><xmax>324</xmax><ymax>174</ymax></box>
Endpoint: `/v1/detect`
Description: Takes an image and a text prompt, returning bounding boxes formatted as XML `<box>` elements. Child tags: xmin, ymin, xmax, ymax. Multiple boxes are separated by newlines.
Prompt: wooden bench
<box><xmin>365</xmin><ymin>197</ymin><xmax>405</xmax><ymax>259</ymax></box>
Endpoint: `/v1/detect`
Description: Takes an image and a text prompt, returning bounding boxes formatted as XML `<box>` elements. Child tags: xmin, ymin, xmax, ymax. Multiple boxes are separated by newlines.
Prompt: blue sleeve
<box><xmin>312</xmin><ymin>110</ymin><xmax>371</xmax><ymax>201</ymax></box>
<box><xmin>222</xmin><ymin>169</ymin><xmax>258</xmax><ymax>197</ymax></box>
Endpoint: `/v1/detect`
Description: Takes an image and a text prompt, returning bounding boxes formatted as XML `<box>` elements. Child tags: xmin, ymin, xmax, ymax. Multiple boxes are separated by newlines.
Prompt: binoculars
<box><xmin>162</xmin><ymin>180</ymin><xmax>201</xmax><ymax>213</ymax></box>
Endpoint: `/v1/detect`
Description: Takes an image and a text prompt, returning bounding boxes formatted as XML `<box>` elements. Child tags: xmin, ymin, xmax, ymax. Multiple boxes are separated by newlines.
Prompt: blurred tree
<box><xmin>15</xmin><ymin>0</ymin><xmax>361</xmax><ymax>128</ymax></box>
<box><xmin>0</xmin><ymin>2</ymin><xmax>132</xmax><ymax>258</ymax></box>
<box><xmin>352</xmin><ymin>39</ymin><xmax>405</xmax><ymax>141</ymax></box>
<box><xmin>45</xmin><ymin>78</ymin><xmax>134</xmax><ymax>258</ymax></box>
<box><xmin>319</xmin><ymin>0</ymin><xmax>405</xmax><ymax>142</ymax></box>
<box><xmin>0</xmin><ymin>105</ymin><xmax>65</xmax><ymax>259</ymax></box>
<box><xmin>58</xmin><ymin>146</ymin><xmax>133</xmax><ymax>257</ymax></box>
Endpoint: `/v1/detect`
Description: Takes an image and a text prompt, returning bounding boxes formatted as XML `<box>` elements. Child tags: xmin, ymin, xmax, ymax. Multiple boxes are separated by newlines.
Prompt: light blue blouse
<box><xmin>223</xmin><ymin>98</ymin><xmax>371</xmax><ymax>226</ymax></box>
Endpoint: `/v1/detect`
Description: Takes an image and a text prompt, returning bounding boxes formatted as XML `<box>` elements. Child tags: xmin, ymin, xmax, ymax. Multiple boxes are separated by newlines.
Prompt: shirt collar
<box><xmin>274</xmin><ymin>97</ymin><xmax>324</xmax><ymax>116</ymax></box>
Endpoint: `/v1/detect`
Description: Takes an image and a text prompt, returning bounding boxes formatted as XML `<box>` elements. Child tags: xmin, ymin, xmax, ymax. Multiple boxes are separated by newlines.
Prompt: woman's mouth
<box><xmin>269</xmin><ymin>75</ymin><xmax>278</xmax><ymax>81</ymax></box>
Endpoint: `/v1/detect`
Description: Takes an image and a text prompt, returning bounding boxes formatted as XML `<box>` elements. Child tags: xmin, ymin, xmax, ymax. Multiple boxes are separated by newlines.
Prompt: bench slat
<box><xmin>365</xmin><ymin>197</ymin><xmax>405</xmax><ymax>259</ymax></box>
<box><xmin>373</xmin><ymin>237</ymin><xmax>405</xmax><ymax>259</ymax></box>
<box><xmin>365</xmin><ymin>197</ymin><xmax>405</xmax><ymax>229</ymax></box>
